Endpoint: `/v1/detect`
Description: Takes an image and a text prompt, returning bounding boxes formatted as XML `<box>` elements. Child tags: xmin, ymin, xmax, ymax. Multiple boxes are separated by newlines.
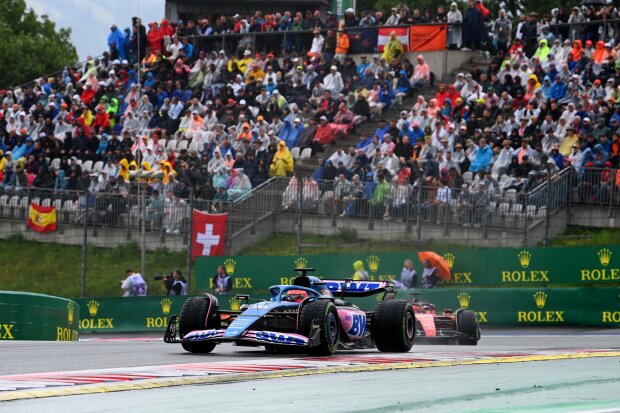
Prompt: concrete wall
<box><xmin>569</xmin><ymin>205</ymin><xmax>620</xmax><ymax>229</ymax></box>
<box><xmin>0</xmin><ymin>220</ymin><xmax>187</xmax><ymax>252</ymax></box>
<box><xmin>271</xmin><ymin>209</ymin><xmax>568</xmax><ymax>248</ymax></box>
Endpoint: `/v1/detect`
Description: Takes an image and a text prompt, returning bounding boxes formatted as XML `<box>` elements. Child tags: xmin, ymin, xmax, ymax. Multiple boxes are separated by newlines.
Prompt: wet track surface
<box><xmin>0</xmin><ymin>327</ymin><xmax>619</xmax><ymax>412</ymax></box>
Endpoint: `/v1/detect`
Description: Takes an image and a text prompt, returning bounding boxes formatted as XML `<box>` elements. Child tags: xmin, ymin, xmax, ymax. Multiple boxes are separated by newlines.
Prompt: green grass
<box><xmin>1</xmin><ymin>226</ymin><xmax>617</xmax><ymax>298</ymax></box>
<box><xmin>0</xmin><ymin>235</ymin><xmax>186</xmax><ymax>298</ymax></box>
<box><xmin>547</xmin><ymin>228</ymin><xmax>620</xmax><ymax>247</ymax></box>
<box><xmin>239</xmin><ymin>233</ymin><xmax>483</xmax><ymax>256</ymax></box>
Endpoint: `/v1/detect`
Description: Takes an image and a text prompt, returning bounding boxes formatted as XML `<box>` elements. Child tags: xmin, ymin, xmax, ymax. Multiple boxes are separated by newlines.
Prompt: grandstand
<box><xmin>0</xmin><ymin>5</ymin><xmax>618</xmax><ymax>255</ymax></box>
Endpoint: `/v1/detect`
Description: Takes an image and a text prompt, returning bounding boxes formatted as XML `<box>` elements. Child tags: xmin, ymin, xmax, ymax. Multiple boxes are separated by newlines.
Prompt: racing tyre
<box><xmin>179</xmin><ymin>295</ymin><xmax>220</xmax><ymax>353</ymax></box>
<box><xmin>371</xmin><ymin>300</ymin><xmax>415</xmax><ymax>352</ymax></box>
<box><xmin>300</xmin><ymin>300</ymin><xmax>340</xmax><ymax>355</ymax></box>
<box><xmin>456</xmin><ymin>310</ymin><xmax>480</xmax><ymax>345</ymax></box>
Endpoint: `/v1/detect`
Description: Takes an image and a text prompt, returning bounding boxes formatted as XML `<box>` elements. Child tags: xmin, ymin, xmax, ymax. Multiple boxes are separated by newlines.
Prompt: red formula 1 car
<box><xmin>411</xmin><ymin>293</ymin><xmax>480</xmax><ymax>345</ymax></box>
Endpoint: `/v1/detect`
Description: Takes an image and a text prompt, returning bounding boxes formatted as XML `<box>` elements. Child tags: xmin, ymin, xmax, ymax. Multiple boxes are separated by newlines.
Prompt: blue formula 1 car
<box><xmin>164</xmin><ymin>268</ymin><xmax>415</xmax><ymax>355</ymax></box>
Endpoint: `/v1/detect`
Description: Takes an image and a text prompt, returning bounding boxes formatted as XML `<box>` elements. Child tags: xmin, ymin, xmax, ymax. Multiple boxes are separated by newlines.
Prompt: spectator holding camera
<box><xmin>158</xmin><ymin>269</ymin><xmax>188</xmax><ymax>295</ymax></box>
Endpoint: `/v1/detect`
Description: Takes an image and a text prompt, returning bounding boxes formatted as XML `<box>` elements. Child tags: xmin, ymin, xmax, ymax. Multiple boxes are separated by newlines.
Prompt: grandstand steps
<box><xmin>292</xmin><ymin>55</ymin><xmax>491</xmax><ymax>177</ymax></box>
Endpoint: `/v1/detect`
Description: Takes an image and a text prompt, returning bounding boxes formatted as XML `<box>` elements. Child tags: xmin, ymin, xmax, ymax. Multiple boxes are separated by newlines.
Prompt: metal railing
<box><xmin>220</xmin><ymin>167</ymin><xmax>577</xmax><ymax>251</ymax></box>
<box><xmin>179</xmin><ymin>23</ymin><xmax>459</xmax><ymax>58</ymax></box>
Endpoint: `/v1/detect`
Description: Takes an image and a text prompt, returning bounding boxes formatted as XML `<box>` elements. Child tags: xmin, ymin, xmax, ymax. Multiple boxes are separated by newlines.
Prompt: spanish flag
<box><xmin>27</xmin><ymin>203</ymin><xmax>57</xmax><ymax>233</ymax></box>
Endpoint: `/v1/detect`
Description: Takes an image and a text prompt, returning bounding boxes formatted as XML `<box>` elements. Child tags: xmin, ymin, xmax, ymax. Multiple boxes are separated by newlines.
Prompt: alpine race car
<box><xmin>411</xmin><ymin>293</ymin><xmax>480</xmax><ymax>345</ymax></box>
<box><xmin>164</xmin><ymin>268</ymin><xmax>415</xmax><ymax>355</ymax></box>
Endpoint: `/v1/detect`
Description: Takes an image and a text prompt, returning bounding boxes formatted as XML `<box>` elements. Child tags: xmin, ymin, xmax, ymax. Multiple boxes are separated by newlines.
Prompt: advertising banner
<box><xmin>71</xmin><ymin>287</ymin><xmax>620</xmax><ymax>333</ymax></box>
<box><xmin>195</xmin><ymin>245</ymin><xmax>620</xmax><ymax>292</ymax></box>
<box><xmin>0</xmin><ymin>291</ymin><xmax>79</xmax><ymax>340</ymax></box>
<box><xmin>409</xmin><ymin>24</ymin><xmax>447</xmax><ymax>52</ymax></box>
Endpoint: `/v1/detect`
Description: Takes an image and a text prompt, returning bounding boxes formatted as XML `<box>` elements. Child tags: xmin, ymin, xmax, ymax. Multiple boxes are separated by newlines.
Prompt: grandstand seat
<box><xmin>93</xmin><ymin>161</ymin><xmax>104</xmax><ymax>172</ymax></box>
<box><xmin>31</xmin><ymin>197</ymin><xmax>40</xmax><ymax>207</ymax></box>
<box><xmin>82</xmin><ymin>160</ymin><xmax>93</xmax><ymax>172</ymax></box>
<box><xmin>158</xmin><ymin>139</ymin><xmax>167</xmax><ymax>148</ymax></box>
<box><xmin>8</xmin><ymin>196</ymin><xmax>20</xmax><ymax>217</ymax></box>
<box><xmin>525</xmin><ymin>205</ymin><xmax>537</xmax><ymax>218</ymax></box>
<box><xmin>166</xmin><ymin>139</ymin><xmax>178</xmax><ymax>150</ymax></box>
<box><xmin>536</xmin><ymin>206</ymin><xmax>547</xmax><ymax>219</ymax></box>
<box><xmin>504</xmin><ymin>189</ymin><xmax>517</xmax><ymax>203</ymax></box>
<box><xmin>290</xmin><ymin>147</ymin><xmax>301</xmax><ymax>160</ymax></box>
<box><xmin>462</xmin><ymin>171</ymin><xmax>473</xmax><ymax>183</ymax></box>
<box><xmin>18</xmin><ymin>197</ymin><xmax>28</xmax><ymax>218</ymax></box>
<box><xmin>46</xmin><ymin>157</ymin><xmax>50</xmax><ymax>164</ymax></box>
<box><xmin>188</xmin><ymin>140</ymin><xmax>201</xmax><ymax>153</ymax></box>
<box><xmin>497</xmin><ymin>202</ymin><xmax>511</xmax><ymax>218</ymax></box>
<box><xmin>509</xmin><ymin>203</ymin><xmax>524</xmax><ymax>227</ymax></box>
<box><xmin>0</xmin><ymin>195</ymin><xmax>8</xmax><ymax>216</ymax></box>
<box><xmin>52</xmin><ymin>199</ymin><xmax>63</xmax><ymax>212</ymax></box>
<box><xmin>41</xmin><ymin>198</ymin><xmax>51</xmax><ymax>207</ymax></box>
<box><xmin>75</xmin><ymin>159</ymin><xmax>83</xmax><ymax>166</ymax></box>
<box><xmin>50</xmin><ymin>158</ymin><xmax>61</xmax><ymax>170</ymax></box>
<box><xmin>176</xmin><ymin>140</ymin><xmax>189</xmax><ymax>152</ymax></box>
<box><xmin>300</xmin><ymin>148</ymin><xmax>312</xmax><ymax>160</ymax></box>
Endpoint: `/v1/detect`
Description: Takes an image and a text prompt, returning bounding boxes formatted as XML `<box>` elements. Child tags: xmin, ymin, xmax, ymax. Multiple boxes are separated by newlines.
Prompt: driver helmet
<box><xmin>286</xmin><ymin>289</ymin><xmax>308</xmax><ymax>303</ymax></box>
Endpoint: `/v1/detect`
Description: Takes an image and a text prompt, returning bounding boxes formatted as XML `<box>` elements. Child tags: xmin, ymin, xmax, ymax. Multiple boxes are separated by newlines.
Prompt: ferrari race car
<box><xmin>411</xmin><ymin>294</ymin><xmax>480</xmax><ymax>345</ymax></box>
<box><xmin>164</xmin><ymin>268</ymin><xmax>416</xmax><ymax>355</ymax></box>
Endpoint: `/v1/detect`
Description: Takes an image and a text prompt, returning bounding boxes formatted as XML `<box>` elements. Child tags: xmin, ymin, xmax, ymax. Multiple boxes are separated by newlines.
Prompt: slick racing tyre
<box><xmin>371</xmin><ymin>300</ymin><xmax>415</xmax><ymax>352</ymax></box>
<box><xmin>300</xmin><ymin>300</ymin><xmax>340</xmax><ymax>355</ymax></box>
<box><xmin>179</xmin><ymin>295</ymin><xmax>220</xmax><ymax>353</ymax></box>
<box><xmin>456</xmin><ymin>310</ymin><xmax>480</xmax><ymax>345</ymax></box>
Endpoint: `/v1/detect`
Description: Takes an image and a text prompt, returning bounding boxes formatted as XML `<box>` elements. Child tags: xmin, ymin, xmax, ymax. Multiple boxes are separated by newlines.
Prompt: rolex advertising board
<box><xmin>195</xmin><ymin>246</ymin><xmax>620</xmax><ymax>290</ymax></box>
<box><xmin>0</xmin><ymin>291</ymin><xmax>79</xmax><ymax>341</ymax></box>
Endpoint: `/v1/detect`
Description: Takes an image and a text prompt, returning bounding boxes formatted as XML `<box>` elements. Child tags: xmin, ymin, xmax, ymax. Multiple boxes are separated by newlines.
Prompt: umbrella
<box><xmin>417</xmin><ymin>251</ymin><xmax>451</xmax><ymax>281</ymax></box>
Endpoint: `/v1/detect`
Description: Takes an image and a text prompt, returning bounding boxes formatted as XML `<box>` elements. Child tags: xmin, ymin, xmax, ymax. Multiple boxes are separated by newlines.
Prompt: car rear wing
<box><xmin>323</xmin><ymin>279</ymin><xmax>396</xmax><ymax>298</ymax></box>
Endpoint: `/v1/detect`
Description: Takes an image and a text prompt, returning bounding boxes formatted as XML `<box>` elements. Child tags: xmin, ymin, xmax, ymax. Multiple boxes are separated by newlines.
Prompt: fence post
<box><xmin>416</xmin><ymin>177</ymin><xmax>423</xmax><ymax>243</ymax></box>
<box><xmin>81</xmin><ymin>186</ymin><xmax>88</xmax><ymax>298</ymax></box>
<box><xmin>544</xmin><ymin>164</ymin><xmax>552</xmax><ymax>247</ymax></box>
<box><xmin>367</xmin><ymin>191</ymin><xmax>373</xmax><ymax>230</ymax></box>
<box><xmin>226</xmin><ymin>202</ymin><xmax>233</xmax><ymax>255</ymax></box>
<box><xmin>608</xmin><ymin>174</ymin><xmax>614</xmax><ymax>218</ymax></box>
<box><xmin>296</xmin><ymin>177</ymin><xmax>303</xmax><ymax>256</ymax></box>
<box><xmin>92</xmin><ymin>193</ymin><xmax>98</xmax><ymax>238</ymax></box>
<box><xmin>186</xmin><ymin>193</ymin><xmax>194</xmax><ymax>291</ymax></box>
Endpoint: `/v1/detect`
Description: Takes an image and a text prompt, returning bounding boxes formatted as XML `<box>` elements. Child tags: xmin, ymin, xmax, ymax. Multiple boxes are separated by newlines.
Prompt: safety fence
<box><xmin>0</xmin><ymin>291</ymin><xmax>79</xmax><ymax>341</ymax></box>
<box><xmin>224</xmin><ymin>167</ymin><xmax>575</xmax><ymax>250</ymax></box>
<box><xmin>181</xmin><ymin>23</ymin><xmax>452</xmax><ymax>58</ymax></box>
<box><xmin>72</xmin><ymin>286</ymin><xmax>620</xmax><ymax>333</ymax></box>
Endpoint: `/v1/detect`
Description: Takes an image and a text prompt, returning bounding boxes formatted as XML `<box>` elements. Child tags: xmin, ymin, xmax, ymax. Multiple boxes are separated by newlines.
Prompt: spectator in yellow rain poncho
<box><xmin>352</xmin><ymin>260</ymin><xmax>368</xmax><ymax>281</ymax></box>
<box><xmin>381</xmin><ymin>31</ymin><xmax>405</xmax><ymax>63</ymax></box>
<box><xmin>269</xmin><ymin>141</ymin><xmax>294</xmax><ymax>177</ymax></box>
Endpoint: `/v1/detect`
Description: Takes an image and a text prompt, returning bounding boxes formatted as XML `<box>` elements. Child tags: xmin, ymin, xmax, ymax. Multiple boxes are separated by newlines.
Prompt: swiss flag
<box><xmin>191</xmin><ymin>211</ymin><xmax>228</xmax><ymax>258</ymax></box>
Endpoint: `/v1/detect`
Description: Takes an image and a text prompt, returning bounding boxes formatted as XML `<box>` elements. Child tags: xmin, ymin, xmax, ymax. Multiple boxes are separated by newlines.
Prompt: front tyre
<box><xmin>371</xmin><ymin>300</ymin><xmax>415</xmax><ymax>352</ymax></box>
<box><xmin>456</xmin><ymin>310</ymin><xmax>480</xmax><ymax>345</ymax></box>
<box><xmin>300</xmin><ymin>300</ymin><xmax>340</xmax><ymax>355</ymax></box>
<box><xmin>179</xmin><ymin>295</ymin><xmax>220</xmax><ymax>353</ymax></box>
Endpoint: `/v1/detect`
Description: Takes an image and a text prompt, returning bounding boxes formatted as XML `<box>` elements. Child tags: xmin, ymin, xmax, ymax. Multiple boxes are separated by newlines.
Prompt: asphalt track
<box><xmin>1</xmin><ymin>327</ymin><xmax>619</xmax><ymax>412</ymax></box>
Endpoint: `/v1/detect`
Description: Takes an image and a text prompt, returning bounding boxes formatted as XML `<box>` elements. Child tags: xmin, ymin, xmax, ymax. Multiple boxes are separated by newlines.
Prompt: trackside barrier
<box><xmin>195</xmin><ymin>245</ymin><xmax>620</xmax><ymax>290</ymax></box>
<box><xmin>0</xmin><ymin>291</ymin><xmax>80</xmax><ymax>341</ymax></box>
<box><xmin>72</xmin><ymin>287</ymin><xmax>620</xmax><ymax>333</ymax></box>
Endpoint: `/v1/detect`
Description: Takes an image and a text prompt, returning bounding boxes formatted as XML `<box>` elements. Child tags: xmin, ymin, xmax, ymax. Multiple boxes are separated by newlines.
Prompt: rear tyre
<box><xmin>300</xmin><ymin>300</ymin><xmax>340</xmax><ymax>356</ymax></box>
<box><xmin>371</xmin><ymin>300</ymin><xmax>415</xmax><ymax>352</ymax></box>
<box><xmin>179</xmin><ymin>296</ymin><xmax>220</xmax><ymax>353</ymax></box>
<box><xmin>456</xmin><ymin>310</ymin><xmax>479</xmax><ymax>345</ymax></box>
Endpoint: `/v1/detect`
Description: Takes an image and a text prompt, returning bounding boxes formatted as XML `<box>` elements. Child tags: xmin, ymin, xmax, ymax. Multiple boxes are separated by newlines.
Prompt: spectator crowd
<box><xmin>0</xmin><ymin>3</ymin><xmax>619</xmax><ymax>232</ymax></box>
